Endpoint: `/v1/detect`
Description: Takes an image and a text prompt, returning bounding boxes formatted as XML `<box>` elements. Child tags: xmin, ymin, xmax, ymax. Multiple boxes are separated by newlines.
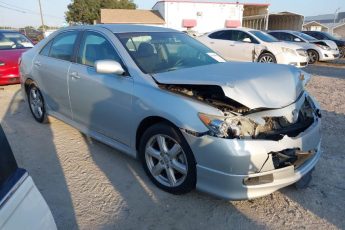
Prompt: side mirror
<box><xmin>95</xmin><ymin>60</ymin><xmax>125</xmax><ymax>75</ymax></box>
<box><xmin>242</xmin><ymin>37</ymin><xmax>251</xmax><ymax>43</ymax></box>
<box><xmin>294</xmin><ymin>38</ymin><xmax>302</xmax><ymax>42</ymax></box>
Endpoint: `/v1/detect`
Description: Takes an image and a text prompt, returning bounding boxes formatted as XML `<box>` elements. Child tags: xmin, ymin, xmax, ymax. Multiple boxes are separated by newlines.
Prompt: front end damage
<box><xmin>160</xmin><ymin>82</ymin><xmax>321</xmax><ymax>200</ymax></box>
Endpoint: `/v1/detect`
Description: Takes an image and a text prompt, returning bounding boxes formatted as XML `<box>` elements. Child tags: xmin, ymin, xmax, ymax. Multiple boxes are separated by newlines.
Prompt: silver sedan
<box><xmin>20</xmin><ymin>25</ymin><xmax>322</xmax><ymax>200</ymax></box>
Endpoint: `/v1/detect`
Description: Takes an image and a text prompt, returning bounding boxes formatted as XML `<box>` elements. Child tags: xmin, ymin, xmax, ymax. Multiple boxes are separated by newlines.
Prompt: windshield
<box><xmin>292</xmin><ymin>31</ymin><xmax>317</xmax><ymax>41</ymax></box>
<box><xmin>0</xmin><ymin>32</ymin><xmax>34</xmax><ymax>50</ymax></box>
<box><xmin>250</xmin><ymin>31</ymin><xmax>279</xmax><ymax>42</ymax></box>
<box><xmin>321</xmin><ymin>32</ymin><xmax>340</xmax><ymax>40</ymax></box>
<box><xmin>116</xmin><ymin>32</ymin><xmax>224</xmax><ymax>74</ymax></box>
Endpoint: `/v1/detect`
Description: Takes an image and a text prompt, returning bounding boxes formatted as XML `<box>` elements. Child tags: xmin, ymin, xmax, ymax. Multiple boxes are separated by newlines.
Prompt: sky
<box><xmin>0</xmin><ymin>0</ymin><xmax>344</xmax><ymax>28</ymax></box>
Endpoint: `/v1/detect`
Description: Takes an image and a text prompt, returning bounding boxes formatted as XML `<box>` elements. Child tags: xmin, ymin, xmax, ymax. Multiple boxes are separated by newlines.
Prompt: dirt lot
<box><xmin>1</xmin><ymin>61</ymin><xmax>345</xmax><ymax>230</ymax></box>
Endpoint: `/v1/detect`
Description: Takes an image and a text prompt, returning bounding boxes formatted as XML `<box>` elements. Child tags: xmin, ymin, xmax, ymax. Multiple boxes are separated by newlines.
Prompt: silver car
<box><xmin>20</xmin><ymin>25</ymin><xmax>322</xmax><ymax>200</ymax></box>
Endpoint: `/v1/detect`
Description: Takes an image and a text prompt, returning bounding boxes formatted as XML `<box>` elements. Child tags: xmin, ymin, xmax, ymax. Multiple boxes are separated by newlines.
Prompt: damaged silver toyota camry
<box><xmin>20</xmin><ymin>25</ymin><xmax>322</xmax><ymax>200</ymax></box>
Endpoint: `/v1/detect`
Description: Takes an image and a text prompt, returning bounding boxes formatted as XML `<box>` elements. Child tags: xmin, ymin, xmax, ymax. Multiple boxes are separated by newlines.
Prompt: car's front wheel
<box><xmin>28</xmin><ymin>84</ymin><xmax>48</xmax><ymax>123</ymax></box>
<box><xmin>139</xmin><ymin>122</ymin><xmax>196</xmax><ymax>194</ymax></box>
<box><xmin>258</xmin><ymin>52</ymin><xmax>277</xmax><ymax>63</ymax></box>
<box><xmin>307</xmin><ymin>50</ymin><xmax>319</xmax><ymax>64</ymax></box>
<box><xmin>339</xmin><ymin>47</ymin><xmax>345</xmax><ymax>59</ymax></box>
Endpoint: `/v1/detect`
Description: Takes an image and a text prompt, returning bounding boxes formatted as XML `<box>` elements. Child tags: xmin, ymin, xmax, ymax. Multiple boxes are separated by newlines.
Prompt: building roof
<box><xmin>303</xmin><ymin>21</ymin><xmax>329</xmax><ymax>29</ymax></box>
<box><xmin>100</xmin><ymin>9</ymin><xmax>165</xmax><ymax>25</ymax></box>
<box><xmin>99</xmin><ymin>24</ymin><xmax>177</xmax><ymax>33</ymax></box>
<box><xmin>269</xmin><ymin>11</ymin><xmax>304</xmax><ymax>17</ymax></box>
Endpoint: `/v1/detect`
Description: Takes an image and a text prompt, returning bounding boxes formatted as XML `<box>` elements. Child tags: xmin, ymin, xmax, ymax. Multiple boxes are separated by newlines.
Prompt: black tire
<box><xmin>139</xmin><ymin>122</ymin><xmax>196</xmax><ymax>195</ymax></box>
<box><xmin>307</xmin><ymin>50</ymin><xmax>319</xmax><ymax>64</ymax></box>
<box><xmin>339</xmin><ymin>47</ymin><xmax>345</xmax><ymax>59</ymax></box>
<box><xmin>258</xmin><ymin>52</ymin><xmax>277</xmax><ymax>63</ymax></box>
<box><xmin>28</xmin><ymin>84</ymin><xmax>48</xmax><ymax>123</ymax></box>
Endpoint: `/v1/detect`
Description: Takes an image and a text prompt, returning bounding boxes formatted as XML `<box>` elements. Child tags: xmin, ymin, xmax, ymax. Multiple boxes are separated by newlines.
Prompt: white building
<box><xmin>152</xmin><ymin>0</ymin><xmax>244</xmax><ymax>33</ymax></box>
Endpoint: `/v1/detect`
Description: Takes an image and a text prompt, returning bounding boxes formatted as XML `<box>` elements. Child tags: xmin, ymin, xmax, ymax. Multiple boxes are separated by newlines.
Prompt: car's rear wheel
<box><xmin>307</xmin><ymin>50</ymin><xmax>319</xmax><ymax>64</ymax></box>
<box><xmin>258</xmin><ymin>52</ymin><xmax>277</xmax><ymax>63</ymax></box>
<box><xmin>28</xmin><ymin>84</ymin><xmax>48</xmax><ymax>123</ymax></box>
<box><xmin>139</xmin><ymin>122</ymin><xmax>196</xmax><ymax>194</ymax></box>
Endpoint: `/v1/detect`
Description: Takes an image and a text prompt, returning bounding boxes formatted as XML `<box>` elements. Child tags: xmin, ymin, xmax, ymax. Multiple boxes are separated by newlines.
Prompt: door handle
<box><xmin>70</xmin><ymin>71</ymin><xmax>80</xmax><ymax>79</ymax></box>
<box><xmin>210</xmin><ymin>41</ymin><xmax>215</xmax><ymax>44</ymax></box>
<box><xmin>229</xmin><ymin>44</ymin><xmax>235</xmax><ymax>46</ymax></box>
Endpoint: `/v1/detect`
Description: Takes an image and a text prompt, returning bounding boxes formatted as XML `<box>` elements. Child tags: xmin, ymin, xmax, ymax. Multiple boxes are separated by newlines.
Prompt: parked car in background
<box><xmin>268</xmin><ymin>30</ymin><xmax>340</xmax><ymax>64</ymax></box>
<box><xmin>0</xmin><ymin>124</ymin><xmax>56</xmax><ymax>229</ymax></box>
<box><xmin>19</xmin><ymin>28</ymin><xmax>44</xmax><ymax>44</ymax></box>
<box><xmin>20</xmin><ymin>25</ymin><xmax>322</xmax><ymax>200</ymax></box>
<box><xmin>0</xmin><ymin>30</ymin><xmax>34</xmax><ymax>85</ymax></box>
<box><xmin>198</xmin><ymin>28</ymin><xmax>309</xmax><ymax>68</ymax></box>
<box><xmin>302</xmin><ymin>31</ymin><xmax>345</xmax><ymax>58</ymax></box>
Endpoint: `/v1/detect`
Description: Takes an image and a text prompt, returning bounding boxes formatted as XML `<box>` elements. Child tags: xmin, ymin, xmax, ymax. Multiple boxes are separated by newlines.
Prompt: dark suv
<box><xmin>302</xmin><ymin>31</ymin><xmax>345</xmax><ymax>58</ymax></box>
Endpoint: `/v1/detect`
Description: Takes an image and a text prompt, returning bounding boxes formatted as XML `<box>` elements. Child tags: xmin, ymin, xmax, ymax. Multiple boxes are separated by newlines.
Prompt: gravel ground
<box><xmin>0</xmin><ymin>62</ymin><xmax>344</xmax><ymax>230</ymax></box>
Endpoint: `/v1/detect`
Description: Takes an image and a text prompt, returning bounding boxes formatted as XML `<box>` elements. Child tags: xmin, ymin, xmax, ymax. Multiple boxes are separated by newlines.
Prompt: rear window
<box><xmin>0</xmin><ymin>31</ymin><xmax>33</xmax><ymax>50</ymax></box>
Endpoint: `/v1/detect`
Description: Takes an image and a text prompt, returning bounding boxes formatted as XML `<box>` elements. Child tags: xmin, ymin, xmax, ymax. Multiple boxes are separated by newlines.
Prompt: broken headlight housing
<box><xmin>198</xmin><ymin>113</ymin><xmax>255</xmax><ymax>138</ymax></box>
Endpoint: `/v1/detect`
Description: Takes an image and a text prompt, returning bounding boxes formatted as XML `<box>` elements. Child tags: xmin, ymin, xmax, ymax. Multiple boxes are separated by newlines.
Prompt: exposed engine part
<box><xmin>222</xmin><ymin>97</ymin><xmax>316</xmax><ymax>140</ymax></box>
<box><xmin>160</xmin><ymin>84</ymin><xmax>250</xmax><ymax>114</ymax></box>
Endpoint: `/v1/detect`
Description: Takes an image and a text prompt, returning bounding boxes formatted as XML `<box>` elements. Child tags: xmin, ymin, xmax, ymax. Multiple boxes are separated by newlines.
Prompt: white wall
<box><xmin>153</xmin><ymin>2</ymin><xmax>243</xmax><ymax>33</ymax></box>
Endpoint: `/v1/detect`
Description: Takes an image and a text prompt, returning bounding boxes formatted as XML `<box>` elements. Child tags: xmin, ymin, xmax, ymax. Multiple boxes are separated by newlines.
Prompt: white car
<box><xmin>198</xmin><ymin>28</ymin><xmax>309</xmax><ymax>68</ymax></box>
<box><xmin>268</xmin><ymin>30</ymin><xmax>340</xmax><ymax>64</ymax></box>
<box><xmin>0</xmin><ymin>124</ymin><xmax>56</xmax><ymax>230</ymax></box>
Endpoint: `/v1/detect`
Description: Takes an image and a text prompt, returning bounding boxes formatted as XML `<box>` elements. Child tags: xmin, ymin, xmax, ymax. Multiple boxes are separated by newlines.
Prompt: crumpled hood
<box><xmin>311</xmin><ymin>40</ymin><xmax>338</xmax><ymax>50</ymax></box>
<box><xmin>153</xmin><ymin>62</ymin><xmax>305</xmax><ymax>109</ymax></box>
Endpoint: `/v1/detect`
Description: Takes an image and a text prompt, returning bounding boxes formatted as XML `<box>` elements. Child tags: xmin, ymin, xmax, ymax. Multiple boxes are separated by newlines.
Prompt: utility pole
<box><xmin>333</xmin><ymin>7</ymin><xmax>341</xmax><ymax>35</ymax></box>
<box><xmin>38</xmin><ymin>0</ymin><xmax>45</xmax><ymax>33</ymax></box>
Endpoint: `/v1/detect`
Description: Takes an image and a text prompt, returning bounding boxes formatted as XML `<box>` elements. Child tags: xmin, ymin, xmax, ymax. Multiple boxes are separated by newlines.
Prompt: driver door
<box><xmin>68</xmin><ymin>30</ymin><xmax>133</xmax><ymax>145</ymax></box>
<box><xmin>230</xmin><ymin>30</ymin><xmax>257</xmax><ymax>62</ymax></box>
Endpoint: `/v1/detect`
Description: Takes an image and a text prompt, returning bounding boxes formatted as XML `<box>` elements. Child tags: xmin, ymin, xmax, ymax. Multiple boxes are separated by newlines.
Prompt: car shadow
<box><xmin>281</xmin><ymin>110</ymin><xmax>345</xmax><ymax>228</ymax></box>
<box><xmin>305</xmin><ymin>64</ymin><xmax>345</xmax><ymax>79</ymax></box>
<box><xmin>0</xmin><ymin>88</ymin><xmax>79</xmax><ymax>229</ymax></box>
<box><xmin>83</xmin><ymin>84</ymin><xmax>264</xmax><ymax>229</ymax></box>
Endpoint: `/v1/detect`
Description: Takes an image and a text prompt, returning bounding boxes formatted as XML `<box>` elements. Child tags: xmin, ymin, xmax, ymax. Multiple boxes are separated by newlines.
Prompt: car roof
<box><xmin>58</xmin><ymin>24</ymin><xmax>178</xmax><ymax>33</ymax></box>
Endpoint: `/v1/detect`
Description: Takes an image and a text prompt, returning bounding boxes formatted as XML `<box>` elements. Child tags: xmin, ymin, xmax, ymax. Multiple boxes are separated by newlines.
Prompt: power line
<box><xmin>0</xmin><ymin>1</ymin><xmax>62</xmax><ymax>19</ymax></box>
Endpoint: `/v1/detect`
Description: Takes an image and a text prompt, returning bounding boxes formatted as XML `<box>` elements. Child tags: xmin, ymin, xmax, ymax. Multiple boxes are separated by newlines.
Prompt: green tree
<box><xmin>65</xmin><ymin>0</ymin><xmax>136</xmax><ymax>25</ymax></box>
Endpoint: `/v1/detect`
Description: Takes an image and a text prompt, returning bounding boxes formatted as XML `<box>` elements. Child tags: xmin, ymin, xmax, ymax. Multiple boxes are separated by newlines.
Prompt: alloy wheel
<box><xmin>145</xmin><ymin>134</ymin><xmax>188</xmax><ymax>187</ymax></box>
<box><xmin>259</xmin><ymin>55</ymin><xmax>274</xmax><ymax>63</ymax></box>
<box><xmin>29</xmin><ymin>87</ymin><xmax>44</xmax><ymax>120</ymax></box>
<box><xmin>308</xmin><ymin>50</ymin><xmax>318</xmax><ymax>64</ymax></box>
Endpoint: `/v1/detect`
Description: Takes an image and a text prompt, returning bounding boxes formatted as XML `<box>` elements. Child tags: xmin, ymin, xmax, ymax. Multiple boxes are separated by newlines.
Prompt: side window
<box><xmin>234</xmin><ymin>31</ymin><xmax>257</xmax><ymax>43</ymax></box>
<box><xmin>269</xmin><ymin>32</ymin><xmax>281</xmax><ymax>40</ymax></box>
<box><xmin>40</xmin><ymin>39</ymin><xmax>53</xmax><ymax>56</ymax></box>
<box><xmin>49</xmin><ymin>31</ymin><xmax>78</xmax><ymax>61</ymax></box>
<box><xmin>313</xmin><ymin>33</ymin><xmax>324</xmax><ymax>40</ymax></box>
<box><xmin>280</xmin><ymin>33</ymin><xmax>295</xmax><ymax>42</ymax></box>
<box><xmin>208</xmin><ymin>31</ymin><xmax>232</xmax><ymax>40</ymax></box>
<box><xmin>77</xmin><ymin>31</ymin><xmax>121</xmax><ymax>67</ymax></box>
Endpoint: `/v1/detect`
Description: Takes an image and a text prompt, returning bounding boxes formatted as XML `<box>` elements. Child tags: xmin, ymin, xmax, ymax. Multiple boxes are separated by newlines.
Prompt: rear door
<box><xmin>32</xmin><ymin>30</ymin><xmax>80</xmax><ymax>119</ymax></box>
<box><xmin>68</xmin><ymin>30</ymin><xmax>133</xmax><ymax>145</ymax></box>
<box><xmin>204</xmin><ymin>30</ymin><xmax>236</xmax><ymax>61</ymax></box>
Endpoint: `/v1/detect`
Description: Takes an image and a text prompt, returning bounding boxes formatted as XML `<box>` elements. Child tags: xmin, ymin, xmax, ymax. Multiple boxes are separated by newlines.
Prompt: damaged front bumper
<box><xmin>182</xmin><ymin>96</ymin><xmax>322</xmax><ymax>200</ymax></box>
